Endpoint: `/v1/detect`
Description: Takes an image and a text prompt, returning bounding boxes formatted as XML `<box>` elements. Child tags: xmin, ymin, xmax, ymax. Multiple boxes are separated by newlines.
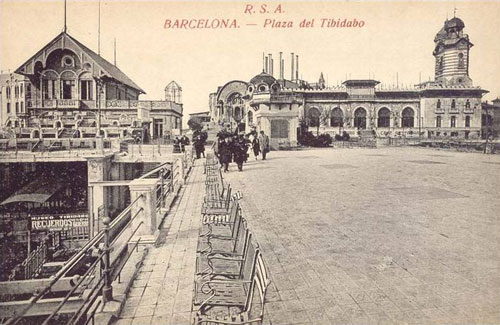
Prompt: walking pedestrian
<box><xmin>233</xmin><ymin>134</ymin><xmax>249</xmax><ymax>171</ymax></box>
<box><xmin>258</xmin><ymin>130</ymin><xmax>270</xmax><ymax>160</ymax></box>
<box><xmin>219</xmin><ymin>136</ymin><xmax>233</xmax><ymax>172</ymax></box>
<box><xmin>249</xmin><ymin>132</ymin><xmax>260</xmax><ymax>160</ymax></box>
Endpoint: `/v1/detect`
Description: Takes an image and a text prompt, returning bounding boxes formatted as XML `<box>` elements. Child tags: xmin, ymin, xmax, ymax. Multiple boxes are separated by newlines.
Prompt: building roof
<box><xmin>15</xmin><ymin>32</ymin><xmax>145</xmax><ymax>94</ymax></box>
<box><xmin>250</xmin><ymin>71</ymin><xmax>277</xmax><ymax>86</ymax></box>
<box><xmin>189</xmin><ymin>111</ymin><xmax>210</xmax><ymax>116</ymax></box>
<box><xmin>342</xmin><ymin>79</ymin><xmax>380</xmax><ymax>88</ymax></box>
<box><xmin>445</xmin><ymin>17</ymin><xmax>465</xmax><ymax>30</ymax></box>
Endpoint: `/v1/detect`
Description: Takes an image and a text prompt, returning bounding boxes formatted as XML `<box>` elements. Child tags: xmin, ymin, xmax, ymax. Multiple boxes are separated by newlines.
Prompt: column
<box><xmin>128</xmin><ymin>178</ymin><xmax>159</xmax><ymax>244</ymax></box>
<box><xmin>85</xmin><ymin>155</ymin><xmax>112</xmax><ymax>236</ymax></box>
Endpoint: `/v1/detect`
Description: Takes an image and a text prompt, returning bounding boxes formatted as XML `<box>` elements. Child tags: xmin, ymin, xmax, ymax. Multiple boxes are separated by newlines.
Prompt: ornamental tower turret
<box><xmin>433</xmin><ymin>16</ymin><xmax>473</xmax><ymax>86</ymax></box>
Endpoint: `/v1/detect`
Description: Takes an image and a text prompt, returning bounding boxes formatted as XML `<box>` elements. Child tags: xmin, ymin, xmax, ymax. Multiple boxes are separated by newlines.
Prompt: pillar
<box><xmin>128</xmin><ymin>178</ymin><xmax>159</xmax><ymax>244</ymax></box>
<box><xmin>85</xmin><ymin>155</ymin><xmax>113</xmax><ymax>236</ymax></box>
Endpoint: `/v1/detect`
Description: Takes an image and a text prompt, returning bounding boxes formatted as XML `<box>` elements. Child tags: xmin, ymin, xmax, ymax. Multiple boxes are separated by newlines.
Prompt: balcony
<box><xmin>249</xmin><ymin>93</ymin><xmax>301</xmax><ymax>106</ymax></box>
<box><xmin>105</xmin><ymin>100</ymin><xmax>183</xmax><ymax>114</ymax></box>
<box><xmin>26</xmin><ymin>99</ymin><xmax>81</xmax><ymax>109</ymax></box>
<box><xmin>26</xmin><ymin>99</ymin><xmax>183</xmax><ymax>115</ymax></box>
<box><xmin>449</xmin><ymin>106</ymin><xmax>459</xmax><ymax>114</ymax></box>
<box><xmin>435</xmin><ymin>107</ymin><xmax>445</xmax><ymax>114</ymax></box>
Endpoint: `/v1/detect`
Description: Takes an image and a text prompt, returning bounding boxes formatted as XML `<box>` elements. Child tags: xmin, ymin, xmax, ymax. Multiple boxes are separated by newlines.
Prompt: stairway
<box><xmin>58</xmin><ymin>128</ymin><xmax>73</xmax><ymax>138</ymax></box>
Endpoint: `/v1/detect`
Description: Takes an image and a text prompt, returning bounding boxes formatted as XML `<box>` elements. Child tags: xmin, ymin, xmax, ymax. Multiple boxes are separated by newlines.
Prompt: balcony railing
<box><xmin>26</xmin><ymin>99</ymin><xmax>183</xmax><ymax>115</ymax></box>
<box><xmin>435</xmin><ymin>107</ymin><xmax>445</xmax><ymax>113</ymax></box>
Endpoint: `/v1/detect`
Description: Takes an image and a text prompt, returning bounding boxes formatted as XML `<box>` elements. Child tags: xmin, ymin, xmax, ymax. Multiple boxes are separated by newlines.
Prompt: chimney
<box><xmin>265</xmin><ymin>56</ymin><xmax>269</xmax><ymax>74</ymax></box>
<box><xmin>269</xmin><ymin>54</ymin><xmax>273</xmax><ymax>76</ymax></box>
<box><xmin>296</xmin><ymin>54</ymin><xmax>299</xmax><ymax>80</ymax></box>
<box><xmin>279</xmin><ymin>52</ymin><xmax>283</xmax><ymax>79</ymax></box>
<box><xmin>262</xmin><ymin>52</ymin><xmax>265</xmax><ymax>72</ymax></box>
<box><xmin>291</xmin><ymin>53</ymin><xmax>295</xmax><ymax>80</ymax></box>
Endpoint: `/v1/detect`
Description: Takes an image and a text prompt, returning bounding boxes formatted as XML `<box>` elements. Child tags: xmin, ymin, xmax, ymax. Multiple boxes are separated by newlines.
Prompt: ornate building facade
<box><xmin>209</xmin><ymin>16</ymin><xmax>487</xmax><ymax>149</ymax></box>
<box><xmin>0</xmin><ymin>32</ymin><xmax>183</xmax><ymax>140</ymax></box>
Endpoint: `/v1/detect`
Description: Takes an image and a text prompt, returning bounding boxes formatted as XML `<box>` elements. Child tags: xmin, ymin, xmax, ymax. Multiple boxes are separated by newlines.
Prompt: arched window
<box><xmin>401</xmin><ymin>107</ymin><xmax>414</xmax><ymax>128</ymax></box>
<box><xmin>6</xmin><ymin>86</ymin><xmax>11</xmax><ymax>99</ymax></box>
<box><xmin>458</xmin><ymin>53</ymin><xmax>464</xmax><ymax>68</ymax></box>
<box><xmin>439</xmin><ymin>57</ymin><xmax>444</xmax><ymax>72</ymax></box>
<box><xmin>436</xmin><ymin>116</ymin><xmax>442</xmax><ymax>128</ymax></box>
<box><xmin>437</xmin><ymin>99</ymin><xmax>441</xmax><ymax>109</ymax></box>
<box><xmin>233</xmin><ymin>107</ymin><xmax>241</xmax><ymax>121</ymax></box>
<box><xmin>451</xmin><ymin>99</ymin><xmax>456</xmax><ymax>109</ymax></box>
<box><xmin>354</xmin><ymin>107</ymin><xmax>367</xmax><ymax>129</ymax></box>
<box><xmin>15</xmin><ymin>103</ymin><xmax>19</xmax><ymax>113</ymax></box>
<box><xmin>20</xmin><ymin>84</ymin><xmax>24</xmax><ymax>96</ymax></box>
<box><xmin>21</xmin><ymin>102</ymin><xmax>24</xmax><ymax>113</ymax></box>
<box><xmin>247</xmin><ymin>110</ymin><xmax>254</xmax><ymax>124</ymax></box>
<box><xmin>330</xmin><ymin>107</ymin><xmax>343</xmax><ymax>127</ymax></box>
<box><xmin>42</xmin><ymin>71</ymin><xmax>58</xmax><ymax>99</ymax></box>
<box><xmin>465</xmin><ymin>100</ymin><xmax>470</xmax><ymax>109</ymax></box>
<box><xmin>465</xmin><ymin>116</ymin><xmax>471</xmax><ymax>128</ymax></box>
<box><xmin>60</xmin><ymin>71</ymin><xmax>76</xmax><ymax>99</ymax></box>
<box><xmin>15</xmin><ymin>86</ymin><xmax>19</xmax><ymax>98</ymax></box>
<box><xmin>450</xmin><ymin>116</ymin><xmax>456</xmax><ymax>128</ymax></box>
<box><xmin>80</xmin><ymin>72</ymin><xmax>93</xmax><ymax>100</ymax></box>
<box><xmin>377</xmin><ymin>108</ymin><xmax>390</xmax><ymax>128</ymax></box>
<box><xmin>308</xmin><ymin>107</ymin><xmax>320</xmax><ymax>127</ymax></box>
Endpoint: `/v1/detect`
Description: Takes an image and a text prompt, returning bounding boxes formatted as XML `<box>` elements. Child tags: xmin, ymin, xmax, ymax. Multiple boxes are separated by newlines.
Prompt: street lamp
<box><xmin>94</xmin><ymin>76</ymin><xmax>105</xmax><ymax>152</ymax></box>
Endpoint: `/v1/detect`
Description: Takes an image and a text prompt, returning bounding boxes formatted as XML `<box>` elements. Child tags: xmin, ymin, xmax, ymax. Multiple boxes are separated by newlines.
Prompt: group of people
<box><xmin>173</xmin><ymin>135</ymin><xmax>190</xmax><ymax>153</ymax></box>
<box><xmin>214</xmin><ymin>130</ymin><xmax>270</xmax><ymax>172</ymax></box>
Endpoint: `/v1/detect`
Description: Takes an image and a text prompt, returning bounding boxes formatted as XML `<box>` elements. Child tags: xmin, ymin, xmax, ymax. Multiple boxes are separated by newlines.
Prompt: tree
<box><xmin>187</xmin><ymin>117</ymin><xmax>203</xmax><ymax>132</ymax></box>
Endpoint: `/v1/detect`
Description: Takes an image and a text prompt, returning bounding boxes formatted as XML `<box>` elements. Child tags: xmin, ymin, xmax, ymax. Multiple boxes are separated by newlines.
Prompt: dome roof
<box><xmin>434</xmin><ymin>25</ymin><xmax>447</xmax><ymax>41</ymax></box>
<box><xmin>445</xmin><ymin>17</ymin><xmax>465</xmax><ymax>30</ymax></box>
<box><xmin>249</xmin><ymin>72</ymin><xmax>276</xmax><ymax>86</ymax></box>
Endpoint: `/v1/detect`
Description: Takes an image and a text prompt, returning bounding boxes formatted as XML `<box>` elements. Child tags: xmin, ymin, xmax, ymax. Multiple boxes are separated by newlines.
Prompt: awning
<box><xmin>1</xmin><ymin>177</ymin><xmax>66</xmax><ymax>205</ymax></box>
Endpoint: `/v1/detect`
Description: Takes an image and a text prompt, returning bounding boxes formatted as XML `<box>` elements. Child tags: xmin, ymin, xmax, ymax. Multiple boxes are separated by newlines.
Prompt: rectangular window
<box><xmin>62</xmin><ymin>80</ymin><xmax>75</xmax><ymax>99</ymax></box>
<box><xmin>436</xmin><ymin>116</ymin><xmax>442</xmax><ymax>128</ymax></box>
<box><xmin>7</xmin><ymin>103</ymin><xmax>10</xmax><ymax>114</ymax></box>
<box><xmin>451</xmin><ymin>116</ymin><xmax>456</xmax><ymax>128</ymax></box>
<box><xmin>42</xmin><ymin>79</ymin><xmax>49</xmax><ymax>99</ymax></box>
<box><xmin>15</xmin><ymin>102</ymin><xmax>19</xmax><ymax>113</ymax></box>
<box><xmin>21</xmin><ymin>102</ymin><xmax>24</xmax><ymax>113</ymax></box>
<box><xmin>80</xmin><ymin>80</ymin><xmax>93</xmax><ymax>100</ymax></box>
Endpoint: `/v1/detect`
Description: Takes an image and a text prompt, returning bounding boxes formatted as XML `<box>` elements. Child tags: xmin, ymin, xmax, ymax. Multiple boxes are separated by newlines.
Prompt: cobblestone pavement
<box><xmin>222</xmin><ymin>147</ymin><xmax>500</xmax><ymax>325</ymax></box>
<box><xmin>114</xmin><ymin>161</ymin><xmax>203</xmax><ymax>325</ymax></box>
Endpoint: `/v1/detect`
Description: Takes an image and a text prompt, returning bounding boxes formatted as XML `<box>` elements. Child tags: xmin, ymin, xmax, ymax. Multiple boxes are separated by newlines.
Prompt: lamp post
<box><xmin>94</xmin><ymin>76</ymin><xmax>104</xmax><ymax>153</ymax></box>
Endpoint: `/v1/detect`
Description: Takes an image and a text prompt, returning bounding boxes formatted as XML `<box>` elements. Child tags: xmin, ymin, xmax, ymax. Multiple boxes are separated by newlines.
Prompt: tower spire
<box><xmin>63</xmin><ymin>0</ymin><xmax>67</xmax><ymax>32</ymax></box>
<box><xmin>98</xmin><ymin>0</ymin><xmax>101</xmax><ymax>56</ymax></box>
<box><xmin>114</xmin><ymin>38</ymin><xmax>117</xmax><ymax>66</ymax></box>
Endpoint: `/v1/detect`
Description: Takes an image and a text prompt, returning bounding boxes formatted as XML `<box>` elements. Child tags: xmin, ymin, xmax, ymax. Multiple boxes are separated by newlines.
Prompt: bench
<box><xmin>194</xmin><ymin>246</ymin><xmax>271</xmax><ymax>325</ymax></box>
<box><xmin>48</xmin><ymin>141</ymin><xmax>63</xmax><ymax>151</ymax></box>
<box><xmin>197</xmin><ymin>201</ymin><xmax>242</xmax><ymax>255</ymax></box>
<box><xmin>203</xmin><ymin>184</ymin><xmax>233</xmax><ymax>214</ymax></box>
<box><xmin>196</xmin><ymin>228</ymin><xmax>252</xmax><ymax>279</ymax></box>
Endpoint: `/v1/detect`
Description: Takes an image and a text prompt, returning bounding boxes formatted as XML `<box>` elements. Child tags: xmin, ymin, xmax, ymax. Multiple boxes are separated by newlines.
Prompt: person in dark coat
<box><xmin>192</xmin><ymin>131</ymin><xmax>206</xmax><ymax>159</ymax></box>
<box><xmin>219</xmin><ymin>136</ymin><xmax>233</xmax><ymax>172</ymax></box>
<box><xmin>233</xmin><ymin>135</ymin><xmax>249</xmax><ymax>171</ymax></box>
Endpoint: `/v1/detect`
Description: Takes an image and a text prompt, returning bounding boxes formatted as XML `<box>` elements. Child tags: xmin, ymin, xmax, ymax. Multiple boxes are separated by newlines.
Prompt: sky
<box><xmin>1</xmin><ymin>1</ymin><xmax>500</xmax><ymax>123</ymax></box>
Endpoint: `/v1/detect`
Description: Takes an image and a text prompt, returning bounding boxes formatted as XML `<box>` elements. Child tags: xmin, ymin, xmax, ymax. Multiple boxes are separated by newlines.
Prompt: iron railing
<box><xmin>5</xmin><ymin>194</ymin><xmax>145</xmax><ymax>325</ymax></box>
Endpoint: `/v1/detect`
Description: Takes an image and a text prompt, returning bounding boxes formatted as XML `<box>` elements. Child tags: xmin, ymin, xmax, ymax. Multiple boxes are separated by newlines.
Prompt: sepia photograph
<box><xmin>1</xmin><ymin>0</ymin><xmax>499</xmax><ymax>324</ymax></box>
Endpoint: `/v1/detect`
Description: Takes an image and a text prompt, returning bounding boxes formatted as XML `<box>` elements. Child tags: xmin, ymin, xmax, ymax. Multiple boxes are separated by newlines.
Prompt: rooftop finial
<box><xmin>98</xmin><ymin>0</ymin><xmax>101</xmax><ymax>56</ymax></box>
<box><xmin>454</xmin><ymin>6</ymin><xmax>457</xmax><ymax>18</ymax></box>
<box><xmin>63</xmin><ymin>0</ymin><xmax>67</xmax><ymax>32</ymax></box>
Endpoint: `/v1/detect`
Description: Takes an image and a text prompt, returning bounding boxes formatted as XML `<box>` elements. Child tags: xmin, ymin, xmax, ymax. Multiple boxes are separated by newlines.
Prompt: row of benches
<box><xmin>192</xmin><ymin>155</ymin><xmax>271</xmax><ymax>325</ymax></box>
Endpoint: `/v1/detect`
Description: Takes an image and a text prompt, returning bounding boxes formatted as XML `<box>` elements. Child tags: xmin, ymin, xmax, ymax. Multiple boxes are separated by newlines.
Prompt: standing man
<box><xmin>258</xmin><ymin>130</ymin><xmax>270</xmax><ymax>160</ymax></box>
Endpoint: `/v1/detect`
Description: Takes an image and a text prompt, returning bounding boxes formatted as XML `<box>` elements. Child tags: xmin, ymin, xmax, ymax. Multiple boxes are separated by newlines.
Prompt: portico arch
<box><xmin>377</xmin><ymin>107</ymin><xmax>391</xmax><ymax>128</ymax></box>
<box><xmin>402</xmin><ymin>107</ymin><xmax>415</xmax><ymax>128</ymax></box>
<box><xmin>354</xmin><ymin>107</ymin><xmax>367</xmax><ymax>129</ymax></box>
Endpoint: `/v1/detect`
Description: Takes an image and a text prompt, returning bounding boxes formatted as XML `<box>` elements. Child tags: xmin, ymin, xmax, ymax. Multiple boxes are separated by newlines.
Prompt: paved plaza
<box><xmin>222</xmin><ymin>147</ymin><xmax>500</xmax><ymax>325</ymax></box>
<box><xmin>114</xmin><ymin>162</ymin><xmax>204</xmax><ymax>325</ymax></box>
